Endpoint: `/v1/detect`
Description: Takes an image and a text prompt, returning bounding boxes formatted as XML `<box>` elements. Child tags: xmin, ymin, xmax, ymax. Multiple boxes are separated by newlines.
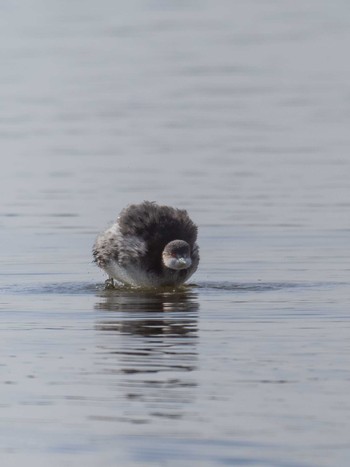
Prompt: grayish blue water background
<box><xmin>1</xmin><ymin>1</ymin><xmax>350</xmax><ymax>466</ymax></box>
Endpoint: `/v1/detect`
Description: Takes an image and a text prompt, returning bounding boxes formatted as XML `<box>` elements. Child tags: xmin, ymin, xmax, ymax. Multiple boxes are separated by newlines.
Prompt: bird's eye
<box><xmin>171</xmin><ymin>253</ymin><xmax>177</xmax><ymax>258</ymax></box>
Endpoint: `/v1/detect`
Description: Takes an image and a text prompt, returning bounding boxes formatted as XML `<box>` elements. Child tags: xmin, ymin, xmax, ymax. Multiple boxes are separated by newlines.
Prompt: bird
<box><xmin>93</xmin><ymin>201</ymin><xmax>200</xmax><ymax>288</ymax></box>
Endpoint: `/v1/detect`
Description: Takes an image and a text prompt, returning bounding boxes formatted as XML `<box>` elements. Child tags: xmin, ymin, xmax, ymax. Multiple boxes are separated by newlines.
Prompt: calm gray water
<box><xmin>1</xmin><ymin>1</ymin><xmax>350</xmax><ymax>466</ymax></box>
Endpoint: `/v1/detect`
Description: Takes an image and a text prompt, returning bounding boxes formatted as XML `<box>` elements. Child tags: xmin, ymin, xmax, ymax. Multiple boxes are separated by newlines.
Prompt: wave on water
<box><xmin>0</xmin><ymin>282</ymin><xmax>98</xmax><ymax>296</ymax></box>
<box><xmin>193</xmin><ymin>281</ymin><xmax>304</xmax><ymax>292</ymax></box>
<box><xmin>1</xmin><ymin>280</ymin><xmax>338</xmax><ymax>296</ymax></box>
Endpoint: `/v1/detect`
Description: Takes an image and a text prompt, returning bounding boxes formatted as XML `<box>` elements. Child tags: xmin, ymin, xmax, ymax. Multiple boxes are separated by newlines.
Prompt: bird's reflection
<box><xmin>94</xmin><ymin>286</ymin><xmax>199</xmax><ymax>423</ymax></box>
<box><xmin>95</xmin><ymin>285</ymin><xmax>199</xmax><ymax>312</ymax></box>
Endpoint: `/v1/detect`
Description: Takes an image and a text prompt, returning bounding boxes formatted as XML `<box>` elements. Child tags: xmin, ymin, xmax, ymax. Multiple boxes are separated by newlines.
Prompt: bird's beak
<box><xmin>178</xmin><ymin>257</ymin><xmax>187</xmax><ymax>266</ymax></box>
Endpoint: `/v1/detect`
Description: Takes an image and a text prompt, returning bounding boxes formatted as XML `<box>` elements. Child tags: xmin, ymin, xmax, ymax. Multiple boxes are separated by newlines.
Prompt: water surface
<box><xmin>1</xmin><ymin>1</ymin><xmax>350</xmax><ymax>466</ymax></box>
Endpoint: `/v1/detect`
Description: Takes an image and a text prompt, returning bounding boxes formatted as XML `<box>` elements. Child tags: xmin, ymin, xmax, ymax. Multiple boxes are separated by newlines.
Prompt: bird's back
<box><xmin>118</xmin><ymin>202</ymin><xmax>198</xmax><ymax>273</ymax></box>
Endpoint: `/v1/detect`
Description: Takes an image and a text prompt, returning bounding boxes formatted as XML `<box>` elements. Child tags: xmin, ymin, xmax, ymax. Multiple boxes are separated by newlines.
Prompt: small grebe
<box><xmin>93</xmin><ymin>201</ymin><xmax>199</xmax><ymax>287</ymax></box>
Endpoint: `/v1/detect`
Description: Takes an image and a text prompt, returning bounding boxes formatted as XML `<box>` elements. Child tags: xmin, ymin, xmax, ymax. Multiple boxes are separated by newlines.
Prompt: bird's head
<box><xmin>162</xmin><ymin>240</ymin><xmax>192</xmax><ymax>270</ymax></box>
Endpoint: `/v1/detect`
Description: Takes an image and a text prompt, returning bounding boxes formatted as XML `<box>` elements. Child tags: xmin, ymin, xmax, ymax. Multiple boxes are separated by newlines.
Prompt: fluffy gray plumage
<box><xmin>93</xmin><ymin>201</ymin><xmax>200</xmax><ymax>287</ymax></box>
